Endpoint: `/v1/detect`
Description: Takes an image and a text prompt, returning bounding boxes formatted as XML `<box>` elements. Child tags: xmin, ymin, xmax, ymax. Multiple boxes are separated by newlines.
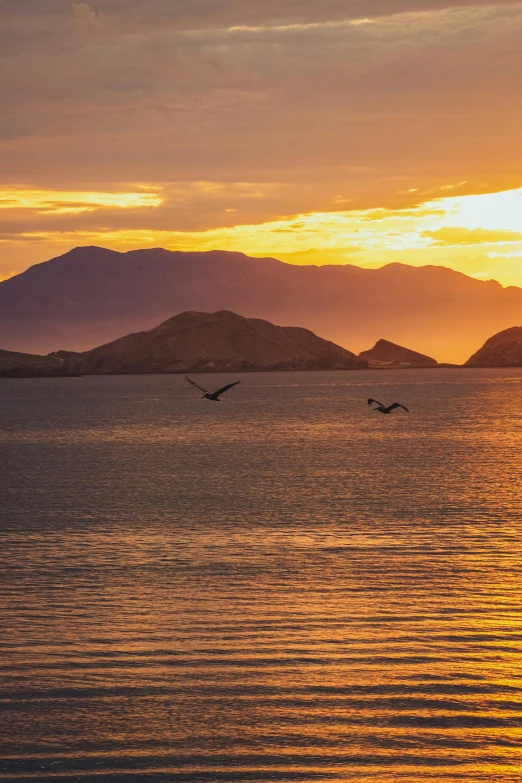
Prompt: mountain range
<box><xmin>1</xmin><ymin>246</ymin><xmax>522</xmax><ymax>363</ymax></box>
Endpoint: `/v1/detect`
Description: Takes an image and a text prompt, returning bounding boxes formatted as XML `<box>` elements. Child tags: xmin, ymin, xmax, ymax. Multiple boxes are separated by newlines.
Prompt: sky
<box><xmin>1</xmin><ymin>0</ymin><xmax>522</xmax><ymax>284</ymax></box>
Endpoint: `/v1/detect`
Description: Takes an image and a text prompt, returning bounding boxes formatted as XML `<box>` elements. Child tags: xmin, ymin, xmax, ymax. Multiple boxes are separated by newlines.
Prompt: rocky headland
<box><xmin>465</xmin><ymin>326</ymin><xmax>522</xmax><ymax>366</ymax></box>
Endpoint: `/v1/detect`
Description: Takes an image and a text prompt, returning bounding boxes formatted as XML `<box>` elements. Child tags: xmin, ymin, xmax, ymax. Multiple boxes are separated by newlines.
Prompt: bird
<box><xmin>367</xmin><ymin>398</ymin><xmax>409</xmax><ymax>414</ymax></box>
<box><xmin>185</xmin><ymin>376</ymin><xmax>240</xmax><ymax>401</ymax></box>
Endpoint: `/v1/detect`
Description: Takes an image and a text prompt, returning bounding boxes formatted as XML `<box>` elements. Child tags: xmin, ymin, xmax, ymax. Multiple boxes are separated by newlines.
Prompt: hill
<box><xmin>0</xmin><ymin>349</ymin><xmax>72</xmax><ymax>378</ymax></box>
<box><xmin>465</xmin><ymin>326</ymin><xmax>522</xmax><ymax>366</ymax></box>
<box><xmin>359</xmin><ymin>339</ymin><xmax>437</xmax><ymax>367</ymax></box>
<box><xmin>65</xmin><ymin>310</ymin><xmax>367</xmax><ymax>374</ymax></box>
<box><xmin>1</xmin><ymin>246</ymin><xmax>522</xmax><ymax>362</ymax></box>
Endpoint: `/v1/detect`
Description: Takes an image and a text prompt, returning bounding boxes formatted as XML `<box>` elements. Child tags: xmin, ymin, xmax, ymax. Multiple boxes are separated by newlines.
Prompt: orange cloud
<box><xmin>424</xmin><ymin>227</ymin><xmax>522</xmax><ymax>245</ymax></box>
<box><xmin>0</xmin><ymin>187</ymin><xmax>163</xmax><ymax>214</ymax></box>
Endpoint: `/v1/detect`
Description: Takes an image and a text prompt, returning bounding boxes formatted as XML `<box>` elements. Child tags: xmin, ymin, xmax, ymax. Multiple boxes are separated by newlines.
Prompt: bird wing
<box><xmin>215</xmin><ymin>381</ymin><xmax>241</xmax><ymax>396</ymax></box>
<box><xmin>368</xmin><ymin>398</ymin><xmax>383</xmax><ymax>407</ymax></box>
<box><xmin>388</xmin><ymin>402</ymin><xmax>409</xmax><ymax>413</ymax></box>
<box><xmin>185</xmin><ymin>376</ymin><xmax>208</xmax><ymax>394</ymax></box>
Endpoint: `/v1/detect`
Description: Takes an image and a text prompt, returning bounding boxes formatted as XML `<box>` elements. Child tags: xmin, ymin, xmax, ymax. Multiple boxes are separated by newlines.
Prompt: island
<box><xmin>358</xmin><ymin>339</ymin><xmax>437</xmax><ymax>368</ymax></box>
<box><xmin>1</xmin><ymin>310</ymin><xmax>368</xmax><ymax>376</ymax></box>
<box><xmin>465</xmin><ymin>326</ymin><xmax>522</xmax><ymax>366</ymax></box>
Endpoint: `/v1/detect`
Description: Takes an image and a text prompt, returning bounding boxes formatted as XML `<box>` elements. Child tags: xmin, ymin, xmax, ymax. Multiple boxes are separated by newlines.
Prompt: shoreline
<box><xmin>1</xmin><ymin>364</ymin><xmax>518</xmax><ymax>378</ymax></box>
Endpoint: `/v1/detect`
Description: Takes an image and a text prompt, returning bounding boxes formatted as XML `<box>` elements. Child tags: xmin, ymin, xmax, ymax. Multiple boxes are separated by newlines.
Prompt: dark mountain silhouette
<box><xmin>63</xmin><ymin>310</ymin><xmax>366</xmax><ymax>374</ymax></box>
<box><xmin>465</xmin><ymin>326</ymin><xmax>522</xmax><ymax>367</ymax></box>
<box><xmin>359</xmin><ymin>339</ymin><xmax>437</xmax><ymax>367</ymax></box>
<box><xmin>0</xmin><ymin>349</ymin><xmax>73</xmax><ymax>378</ymax></box>
<box><xmin>1</xmin><ymin>246</ymin><xmax>522</xmax><ymax>362</ymax></box>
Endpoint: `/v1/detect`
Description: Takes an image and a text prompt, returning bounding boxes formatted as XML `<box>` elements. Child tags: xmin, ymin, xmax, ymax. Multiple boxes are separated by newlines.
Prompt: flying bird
<box><xmin>368</xmin><ymin>398</ymin><xmax>409</xmax><ymax>414</ymax></box>
<box><xmin>185</xmin><ymin>376</ymin><xmax>240</xmax><ymax>401</ymax></box>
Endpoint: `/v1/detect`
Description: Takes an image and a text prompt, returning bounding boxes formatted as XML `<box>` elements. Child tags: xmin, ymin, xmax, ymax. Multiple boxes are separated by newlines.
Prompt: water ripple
<box><xmin>2</xmin><ymin>370</ymin><xmax>522</xmax><ymax>782</ymax></box>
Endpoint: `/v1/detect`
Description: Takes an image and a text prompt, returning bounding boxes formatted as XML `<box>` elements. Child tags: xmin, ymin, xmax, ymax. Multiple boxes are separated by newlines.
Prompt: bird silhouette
<box><xmin>186</xmin><ymin>376</ymin><xmax>240</xmax><ymax>401</ymax></box>
<box><xmin>368</xmin><ymin>398</ymin><xmax>409</xmax><ymax>414</ymax></box>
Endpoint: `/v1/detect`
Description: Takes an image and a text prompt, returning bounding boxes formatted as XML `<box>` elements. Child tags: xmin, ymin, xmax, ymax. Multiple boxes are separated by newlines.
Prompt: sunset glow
<box><xmin>1</xmin><ymin>1</ymin><xmax>522</xmax><ymax>285</ymax></box>
<box><xmin>0</xmin><ymin>188</ymin><xmax>163</xmax><ymax>214</ymax></box>
<box><xmin>3</xmin><ymin>185</ymin><xmax>522</xmax><ymax>286</ymax></box>
<box><xmin>4</xmin><ymin>4</ymin><xmax>522</xmax><ymax>780</ymax></box>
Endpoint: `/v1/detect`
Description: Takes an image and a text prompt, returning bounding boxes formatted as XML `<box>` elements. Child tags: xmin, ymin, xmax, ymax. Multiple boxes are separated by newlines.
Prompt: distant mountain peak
<box><xmin>62</xmin><ymin>245</ymin><xmax>120</xmax><ymax>258</ymax></box>
<box><xmin>359</xmin><ymin>339</ymin><xmax>437</xmax><ymax>367</ymax></box>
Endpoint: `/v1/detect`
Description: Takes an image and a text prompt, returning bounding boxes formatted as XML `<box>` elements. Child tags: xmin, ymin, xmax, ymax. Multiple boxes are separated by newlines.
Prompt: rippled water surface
<box><xmin>2</xmin><ymin>369</ymin><xmax>522</xmax><ymax>782</ymax></box>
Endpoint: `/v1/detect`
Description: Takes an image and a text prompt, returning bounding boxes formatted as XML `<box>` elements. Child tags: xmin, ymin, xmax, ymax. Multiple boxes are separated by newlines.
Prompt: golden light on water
<box><xmin>3</xmin><ymin>374</ymin><xmax>522</xmax><ymax>780</ymax></box>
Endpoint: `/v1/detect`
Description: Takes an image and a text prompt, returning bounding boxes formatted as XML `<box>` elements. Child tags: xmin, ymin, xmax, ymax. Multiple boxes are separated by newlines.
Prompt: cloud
<box><xmin>424</xmin><ymin>227</ymin><xmax>522</xmax><ymax>245</ymax></box>
<box><xmin>73</xmin><ymin>3</ymin><xmax>105</xmax><ymax>34</ymax></box>
<box><xmin>1</xmin><ymin>183</ymin><xmax>522</xmax><ymax>286</ymax></box>
<box><xmin>2</xmin><ymin>3</ymin><xmax>522</xmax><ymax>159</ymax></box>
<box><xmin>2</xmin><ymin>184</ymin><xmax>520</xmax><ymax>254</ymax></box>
<box><xmin>0</xmin><ymin>187</ymin><xmax>162</xmax><ymax>214</ymax></box>
<box><xmin>4</xmin><ymin>2</ymin><xmax>520</xmax><ymax>29</ymax></box>
<box><xmin>1</xmin><ymin>1</ymin><xmax>522</xmax><ymax>281</ymax></box>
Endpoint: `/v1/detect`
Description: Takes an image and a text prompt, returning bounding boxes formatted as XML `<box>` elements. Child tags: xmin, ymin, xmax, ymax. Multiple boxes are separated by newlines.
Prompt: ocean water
<box><xmin>1</xmin><ymin>369</ymin><xmax>522</xmax><ymax>782</ymax></box>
